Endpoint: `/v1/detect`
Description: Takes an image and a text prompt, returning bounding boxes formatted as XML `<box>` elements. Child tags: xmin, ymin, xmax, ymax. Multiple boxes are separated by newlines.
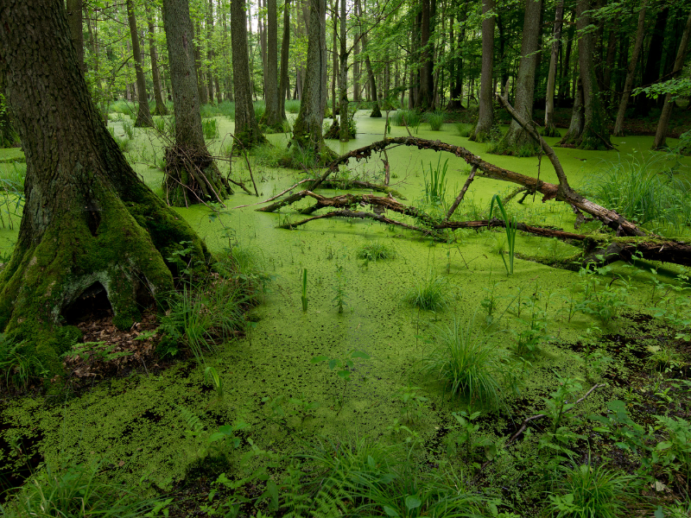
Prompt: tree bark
<box><xmin>338</xmin><ymin>0</ymin><xmax>350</xmax><ymax>141</ymax></box>
<box><xmin>636</xmin><ymin>6</ymin><xmax>668</xmax><ymax>116</ymax></box>
<box><xmin>145</xmin><ymin>4</ymin><xmax>168</xmax><ymax>116</ymax></box>
<box><xmin>0</xmin><ymin>0</ymin><xmax>213</xmax><ymax>378</ymax></box>
<box><xmin>561</xmin><ymin>76</ymin><xmax>584</xmax><ymax>143</ymax></box>
<box><xmin>278</xmin><ymin>0</ymin><xmax>291</xmax><ymax>118</ymax></box>
<box><xmin>0</xmin><ymin>67</ymin><xmax>18</xmax><ymax>148</ymax></box>
<box><xmin>291</xmin><ymin>0</ymin><xmax>338</xmax><ymax>162</ymax></box>
<box><xmin>613</xmin><ymin>0</ymin><xmax>647</xmax><ymax>136</ymax></box>
<box><xmin>264</xmin><ymin>0</ymin><xmax>283</xmax><ymax>129</ymax></box>
<box><xmin>162</xmin><ymin>0</ymin><xmax>231</xmax><ymax>204</ymax></box>
<box><xmin>206</xmin><ymin>0</ymin><xmax>216</xmax><ymax>104</ymax></box>
<box><xmin>66</xmin><ymin>0</ymin><xmax>85</xmax><ymax>72</ymax></box>
<box><xmin>418</xmin><ymin>0</ymin><xmax>434</xmax><ymax>110</ymax></box>
<box><xmin>653</xmin><ymin>8</ymin><xmax>691</xmax><ymax>150</ymax></box>
<box><xmin>544</xmin><ymin>0</ymin><xmax>565</xmax><ymax>137</ymax></box>
<box><xmin>194</xmin><ymin>21</ymin><xmax>209</xmax><ymax>105</ymax></box>
<box><xmin>495</xmin><ymin>0</ymin><xmax>542</xmax><ymax>154</ymax></box>
<box><xmin>231</xmin><ymin>0</ymin><xmax>267</xmax><ymax>149</ymax></box>
<box><xmin>470</xmin><ymin>0</ymin><xmax>496</xmax><ymax>142</ymax></box>
<box><xmin>126</xmin><ymin>0</ymin><xmax>153</xmax><ymax>127</ymax></box>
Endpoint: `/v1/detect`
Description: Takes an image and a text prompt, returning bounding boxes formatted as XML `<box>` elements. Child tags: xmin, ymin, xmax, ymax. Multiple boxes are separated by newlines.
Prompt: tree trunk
<box><xmin>602</xmin><ymin>18</ymin><xmax>619</xmax><ymax>106</ymax></box>
<box><xmin>163</xmin><ymin>0</ymin><xmax>231</xmax><ymax>204</ymax></box>
<box><xmin>338</xmin><ymin>0</ymin><xmax>350</xmax><ymax>141</ymax></box>
<box><xmin>495</xmin><ymin>0</ymin><xmax>542</xmax><ymax>154</ymax></box>
<box><xmin>264</xmin><ymin>0</ymin><xmax>283</xmax><ymax>129</ymax></box>
<box><xmin>126</xmin><ymin>0</ymin><xmax>153</xmax><ymax>127</ymax></box>
<box><xmin>653</xmin><ymin>9</ymin><xmax>691</xmax><ymax>150</ymax></box>
<box><xmin>291</xmin><ymin>0</ymin><xmax>338</xmax><ymax>163</ymax></box>
<box><xmin>66</xmin><ymin>0</ymin><xmax>85</xmax><ymax>72</ymax></box>
<box><xmin>207</xmin><ymin>0</ymin><xmax>216</xmax><ymax>105</ymax></box>
<box><xmin>418</xmin><ymin>0</ymin><xmax>434</xmax><ymax>111</ymax></box>
<box><xmin>544</xmin><ymin>0</ymin><xmax>565</xmax><ymax>137</ymax></box>
<box><xmin>561</xmin><ymin>0</ymin><xmax>611</xmax><ymax>149</ymax></box>
<box><xmin>0</xmin><ymin>67</ymin><xmax>18</xmax><ymax>148</ymax></box>
<box><xmin>231</xmin><ymin>0</ymin><xmax>268</xmax><ymax>149</ymax></box>
<box><xmin>278</xmin><ymin>0</ymin><xmax>291</xmax><ymax>118</ymax></box>
<box><xmin>635</xmin><ymin>6</ymin><xmax>668</xmax><ymax>116</ymax></box>
<box><xmin>145</xmin><ymin>4</ymin><xmax>169</xmax><ymax>116</ymax></box>
<box><xmin>613</xmin><ymin>0</ymin><xmax>647</xmax><ymax>136</ymax></box>
<box><xmin>0</xmin><ymin>0</ymin><xmax>213</xmax><ymax>378</ymax></box>
<box><xmin>194</xmin><ymin>21</ymin><xmax>209</xmax><ymax>105</ymax></box>
<box><xmin>331</xmin><ymin>0</ymin><xmax>338</xmax><ymax>117</ymax></box>
<box><xmin>470</xmin><ymin>0</ymin><xmax>496</xmax><ymax>142</ymax></box>
<box><xmin>558</xmin><ymin>14</ymin><xmax>574</xmax><ymax>102</ymax></box>
<box><xmin>561</xmin><ymin>76</ymin><xmax>584</xmax><ymax>142</ymax></box>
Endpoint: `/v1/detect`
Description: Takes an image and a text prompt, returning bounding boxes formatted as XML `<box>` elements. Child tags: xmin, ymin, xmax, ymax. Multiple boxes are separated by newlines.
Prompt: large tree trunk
<box><xmin>495</xmin><ymin>0</ymin><xmax>542</xmax><ymax>154</ymax></box>
<box><xmin>278</xmin><ymin>0</ymin><xmax>291</xmax><ymax>118</ymax></box>
<box><xmin>231</xmin><ymin>0</ymin><xmax>267</xmax><ymax>149</ymax></box>
<box><xmin>0</xmin><ymin>0</ymin><xmax>212</xmax><ymax>378</ymax></box>
<box><xmin>544</xmin><ymin>0</ymin><xmax>565</xmax><ymax>137</ymax></box>
<box><xmin>653</xmin><ymin>9</ymin><xmax>691</xmax><ymax>150</ymax></box>
<box><xmin>194</xmin><ymin>21</ymin><xmax>209</xmax><ymax>105</ymax></box>
<box><xmin>559</xmin><ymin>0</ymin><xmax>611</xmax><ymax>149</ymax></box>
<box><xmin>162</xmin><ymin>0</ymin><xmax>231</xmax><ymax>205</ymax></box>
<box><xmin>66</xmin><ymin>0</ymin><xmax>84</xmax><ymax>72</ymax></box>
<box><xmin>418</xmin><ymin>0</ymin><xmax>434</xmax><ymax>111</ymax></box>
<box><xmin>264</xmin><ymin>0</ymin><xmax>283</xmax><ymax>130</ymax></box>
<box><xmin>469</xmin><ymin>0</ymin><xmax>495</xmax><ymax>142</ymax></box>
<box><xmin>291</xmin><ymin>0</ymin><xmax>337</xmax><ymax>163</ymax></box>
<box><xmin>145</xmin><ymin>4</ymin><xmax>169</xmax><ymax>116</ymax></box>
<box><xmin>613</xmin><ymin>0</ymin><xmax>647</xmax><ymax>136</ymax></box>
<box><xmin>0</xmin><ymin>67</ymin><xmax>18</xmax><ymax>148</ymax></box>
<box><xmin>126</xmin><ymin>0</ymin><xmax>153</xmax><ymax>127</ymax></box>
<box><xmin>206</xmin><ymin>0</ymin><xmax>216</xmax><ymax>105</ymax></box>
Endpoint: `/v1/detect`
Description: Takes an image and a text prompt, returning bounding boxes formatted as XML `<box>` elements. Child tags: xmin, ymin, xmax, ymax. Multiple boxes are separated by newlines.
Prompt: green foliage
<box><xmin>0</xmin><ymin>462</ymin><xmax>160</xmax><ymax>518</ymax></box>
<box><xmin>652</xmin><ymin>416</ymin><xmax>691</xmax><ymax>493</ymax></box>
<box><xmin>301</xmin><ymin>268</ymin><xmax>308</xmax><ymax>312</ymax></box>
<box><xmin>285</xmin><ymin>100</ymin><xmax>300</xmax><ymax>114</ymax></box>
<box><xmin>357</xmin><ymin>243</ymin><xmax>396</xmax><ymax>262</ymax></box>
<box><xmin>391</xmin><ymin>110</ymin><xmax>422</xmax><ymax>130</ymax></box>
<box><xmin>202</xmin><ymin>118</ymin><xmax>219</xmax><ymax>140</ymax></box>
<box><xmin>422</xmin><ymin>314</ymin><xmax>510</xmax><ymax>407</ymax></box>
<box><xmin>548</xmin><ymin>462</ymin><xmax>637</xmax><ymax>518</ymax></box>
<box><xmin>251</xmin><ymin>142</ymin><xmax>285</xmax><ymax>167</ymax></box>
<box><xmin>577</xmin><ymin>265</ymin><xmax>631</xmax><ymax>325</ymax></box>
<box><xmin>539</xmin><ymin>376</ymin><xmax>587</xmax><ymax>456</ymax></box>
<box><xmin>489</xmin><ymin>195</ymin><xmax>517</xmax><ymax>276</ymax></box>
<box><xmin>0</xmin><ymin>335</ymin><xmax>45</xmax><ymax>390</ymax></box>
<box><xmin>423</xmin><ymin>155</ymin><xmax>449</xmax><ymax>207</ymax></box>
<box><xmin>455</xmin><ymin>123</ymin><xmax>471</xmax><ymax>138</ymax></box>
<box><xmin>588</xmin><ymin>154</ymin><xmax>691</xmax><ymax>233</ymax></box>
<box><xmin>253</xmin><ymin>101</ymin><xmax>266</xmax><ymax>121</ymax></box>
<box><xmin>404</xmin><ymin>272</ymin><xmax>449</xmax><ymax>311</ymax></box>
<box><xmin>311</xmin><ymin>350</ymin><xmax>370</xmax><ymax>409</ymax></box>
<box><xmin>395</xmin><ymin>386</ymin><xmax>429</xmax><ymax>423</ymax></box>
<box><xmin>424</xmin><ymin>111</ymin><xmax>445</xmax><ymax>131</ymax></box>
<box><xmin>122</xmin><ymin>120</ymin><xmax>134</xmax><ymax>140</ymax></box>
<box><xmin>445</xmin><ymin>410</ymin><xmax>497</xmax><ymax>468</ymax></box>
<box><xmin>332</xmin><ymin>264</ymin><xmax>347</xmax><ymax>313</ymax></box>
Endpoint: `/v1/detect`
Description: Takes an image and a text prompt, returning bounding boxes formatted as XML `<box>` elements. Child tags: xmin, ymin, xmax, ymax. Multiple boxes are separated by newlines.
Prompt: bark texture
<box><xmin>145</xmin><ymin>4</ymin><xmax>169</xmax><ymax>116</ymax></box>
<box><xmin>231</xmin><ymin>0</ymin><xmax>267</xmax><ymax>149</ymax></box>
<box><xmin>0</xmin><ymin>0</ymin><xmax>212</xmax><ymax>378</ymax></box>
<box><xmin>66</xmin><ymin>0</ymin><xmax>84</xmax><ymax>71</ymax></box>
<box><xmin>126</xmin><ymin>0</ymin><xmax>153</xmax><ymax>127</ymax></box>
<box><xmin>653</xmin><ymin>9</ymin><xmax>691</xmax><ymax>150</ymax></box>
<box><xmin>278</xmin><ymin>0</ymin><xmax>291</xmax><ymax>118</ymax></box>
<box><xmin>163</xmin><ymin>0</ymin><xmax>231</xmax><ymax>205</ymax></box>
<box><xmin>495</xmin><ymin>0</ymin><xmax>542</xmax><ymax>154</ymax></box>
<box><xmin>291</xmin><ymin>0</ymin><xmax>337</xmax><ymax>163</ymax></box>
<box><xmin>264</xmin><ymin>0</ymin><xmax>284</xmax><ymax>130</ymax></box>
<box><xmin>543</xmin><ymin>0</ymin><xmax>564</xmax><ymax>137</ymax></box>
<box><xmin>470</xmin><ymin>0</ymin><xmax>496</xmax><ymax>142</ymax></box>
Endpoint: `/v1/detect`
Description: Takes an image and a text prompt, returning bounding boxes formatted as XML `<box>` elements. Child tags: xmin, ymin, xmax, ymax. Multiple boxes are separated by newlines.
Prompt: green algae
<box><xmin>1</xmin><ymin>111</ymin><xmax>690</xmax><ymax>506</ymax></box>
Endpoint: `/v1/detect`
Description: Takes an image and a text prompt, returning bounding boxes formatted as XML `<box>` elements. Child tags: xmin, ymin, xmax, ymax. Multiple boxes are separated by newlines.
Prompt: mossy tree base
<box><xmin>559</xmin><ymin>127</ymin><xmax>610</xmax><ymax>150</ymax></box>
<box><xmin>469</xmin><ymin>123</ymin><xmax>502</xmax><ymax>143</ymax></box>
<box><xmin>163</xmin><ymin>145</ymin><xmax>232</xmax><ymax>206</ymax></box>
<box><xmin>370</xmin><ymin>104</ymin><xmax>382</xmax><ymax>118</ymax></box>
<box><xmin>323</xmin><ymin>119</ymin><xmax>355</xmax><ymax>140</ymax></box>
<box><xmin>541</xmin><ymin>124</ymin><xmax>561</xmax><ymax>138</ymax></box>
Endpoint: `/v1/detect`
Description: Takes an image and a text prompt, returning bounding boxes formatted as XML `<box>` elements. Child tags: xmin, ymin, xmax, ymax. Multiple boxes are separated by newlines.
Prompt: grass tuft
<box><xmin>356</xmin><ymin>243</ymin><xmax>396</xmax><ymax>262</ymax></box>
<box><xmin>425</xmin><ymin>111</ymin><xmax>445</xmax><ymax>131</ymax></box>
<box><xmin>404</xmin><ymin>273</ymin><xmax>448</xmax><ymax>311</ymax></box>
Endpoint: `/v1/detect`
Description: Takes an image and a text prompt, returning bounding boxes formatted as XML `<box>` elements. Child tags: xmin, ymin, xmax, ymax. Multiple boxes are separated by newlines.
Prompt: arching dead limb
<box><xmin>445</xmin><ymin>166</ymin><xmax>477</xmax><ymax>220</ymax></box>
<box><xmin>278</xmin><ymin>209</ymin><xmax>435</xmax><ymax>234</ymax></box>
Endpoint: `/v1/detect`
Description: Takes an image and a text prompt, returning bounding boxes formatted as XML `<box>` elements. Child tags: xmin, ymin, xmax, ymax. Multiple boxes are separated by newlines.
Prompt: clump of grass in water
<box><xmin>424</xmin><ymin>111</ymin><xmax>445</xmax><ymax>131</ymax></box>
<box><xmin>489</xmin><ymin>195</ymin><xmax>517</xmax><ymax>276</ymax></box>
<box><xmin>588</xmin><ymin>154</ymin><xmax>691</xmax><ymax>234</ymax></box>
<box><xmin>251</xmin><ymin>142</ymin><xmax>285</xmax><ymax>167</ymax></box>
<box><xmin>455</xmin><ymin>123</ymin><xmax>471</xmax><ymax>137</ymax></box>
<box><xmin>253</xmin><ymin>101</ymin><xmax>266</xmax><ymax>121</ymax></box>
<box><xmin>391</xmin><ymin>109</ymin><xmax>421</xmax><ymax>130</ymax></box>
<box><xmin>202</xmin><ymin>118</ymin><xmax>219</xmax><ymax>140</ymax></box>
<box><xmin>423</xmin><ymin>155</ymin><xmax>449</xmax><ymax>207</ymax></box>
<box><xmin>357</xmin><ymin>243</ymin><xmax>396</xmax><ymax>262</ymax></box>
<box><xmin>285</xmin><ymin>99</ymin><xmax>300</xmax><ymax>114</ymax></box>
<box><xmin>404</xmin><ymin>272</ymin><xmax>448</xmax><ymax>311</ymax></box>
<box><xmin>301</xmin><ymin>268</ymin><xmax>308</xmax><ymax>312</ymax></box>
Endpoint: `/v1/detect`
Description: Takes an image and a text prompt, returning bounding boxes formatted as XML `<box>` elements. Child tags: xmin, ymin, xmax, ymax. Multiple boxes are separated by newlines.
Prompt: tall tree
<box><xmin>469</xmin><ymin>0</ymin><xmax>496</xmax><ymax>142</ymax></box>
<box><xmin>0</xmin><ymin>0</ymin><xmax>212</xmax><ymax>377</ymax></box>
<box><xmin>543</xmin><ymin>0</ymin><xmax>565</xmax><ymax>137</ymax></box>
<box><xmin>278</xmin><ymin>0</ymin><xmax>291</xmax><ymax>117</ymax></box>
<box><xmin>338</xmin><ymin>0</ymin><xmax>350</xmax><ymax>140</ymax></box>
<box><xmin>613</xmin><ymin>0</ymin><xmax>648</xmax><ymax>136</ymax></box>
<box><xmin>145</xmin><ymin>3</ymin><xmax>169</xmax><ymax>116</ymax></box>
<box><xmin>162</xmin><ymin>0</ymin><xmax>231</xmax><ymax>204</ymax></box>
<box><xmin>0</xmin><ymin>68</ymin><xmax>18</xmax><ymax>148</ymax></box>
<box><xmin>635</xmin><ymin>5</ymin><xmax>668</xmax><ymax>116</ymax></box>
<box><xmin>264</xmin><ymin>0</ymin><xmax>284</xmax><ymax>129</ymax></box>
<box><xmin>66</xmin><ymin>0</ymin><xmax>85</xmax><ymax>71</ymax></box>
<box><xmin>231</xmin><ymin>0</ymin><xmax>267</xmax><ymax>148</ymax></box>
<box><xmin>418</xmin><ymin>0</ymin><xmax>434</xmax><ymax>110</ymax></box>
<box><xmin>560</xmin><ymin>0</ymin><xmax>611</xmax><ymax>149</ymax></box>
<box><xmin>653</xmin><ymin>8</ymin><xmax>691</xmax><ymax>149</ymax></box>
<box><xmin>126</xmin><ymin>0</ymin><xmax>153</xmax><ymax>127</ymax></box>
<box><xmin>291</xmin><ymin>0</ymin><xmax>337</xmax><ymax>162</ymax></box>
<box><xmin>495</xmin><ymin>0</ymin><xmax>543</xmax><ymax>154</ymax></box>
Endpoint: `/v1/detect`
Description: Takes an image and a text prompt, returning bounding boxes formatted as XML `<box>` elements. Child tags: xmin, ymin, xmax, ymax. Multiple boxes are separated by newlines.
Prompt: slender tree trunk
<box><xmin>291</xmin><ymin>0</ymin><xmax>337</xmax><ymax>162</ymax></box>
<box><xmin>653</xmin><ymin>9</ymin><xmax>691</xmax><ymax>149</ymax></box>
<box><xmin>145</xmin><ymin>4</ymin><xmax>168</xmax><ymax>116</ymax></box>
<box><xmin>207</xmin><ymin>0</ymin><xmax>216</xmax><ymax>104</ymax></box>
<box><xmin>231</xmin><ymin>0</ymin><xmax>268</xmax><ymax>148</ymax></box>
<box><xmin>0</xmin><ymin>0</ymin><xmax>212</xmax><ymax>377</ymax></box>
<box><xmin>162</xmin><ymin>0</ymin><xmax>231</xmax><ymax>204</ymax></box>
<box><xmin>560</xmin><ymin>0</ymin><xmax>611</xmax><ymax>149</ymax></box>
<box><xmin>278</xmin><ymin>0</ymin><xmax>291</xmax><ymax>118</ymax></box>
<box><xmin>496</xmin><ymin>0</ymin><xmax>542</xmax><ymax>154</ymax></box>
<box><xmin>126</xmin><ymin>0</ymin><xmax>153</xmax><ymax>127</ymax></box>
<box><xmin>353</xmin><ymin>0</ymin><xmax>361</xmax><ymax>102</ymax></box>
<box><xmin>331</xmin><ymin>0</ymin><xmax>338</xmax><ymax>116</ymax></box>
<box><xmin>418</xmin><ymin>0</ymin><xmax>434</xmax><ymax>110</ymax></box>
<box><xmin>470</xmin><ymin>0</ymin><xmax>496</xmax><ymax>141</ymax></box>
<box><xmin>636</xmin><ymin>6</ymin><xmax>668</xmax><ymax>116</ymax></box>
<box><xmin>613</xmin><ymin>0</ymin><xmax>647</xmax><ymax>136</ymax></box>
<box><xmin>338</xmin><ymin>0</ymin><xmax>350</xmax><ymax>140</ymax></box>
<box><xmin>544</xmin><ymin>0</ymin><xmax>565</xmax><ymax>137</ymax></box>
<box><xmin>602</xmin><ymin>18</ymin><xmax>619</xmax><ymax>106</ymax></box>
<box><xmin>558</xmin><ymin>14</ymin><xmax>574</xmax><ymax>101</ymax></box>
<box><xmin>264</xmin><ymin>0</ymin><xmax>283</xmax><ymax>129</ymax></box>
<box><xmin>66</xmin><ymin>0</ymin><xmax>85</xmax><ymax>72</ymax></box>
<box><xmin>194</xmin><ymin>22</ymin><xmax>209</xmax><ymax>104</ymax></box>
<box><xmin>561</xmin><ymin>75</ymin><xmax>584</xmax><ymax>142</ymax></box>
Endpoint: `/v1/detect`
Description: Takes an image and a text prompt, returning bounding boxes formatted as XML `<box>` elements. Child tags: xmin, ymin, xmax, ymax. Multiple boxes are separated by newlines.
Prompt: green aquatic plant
<box><xmin>425</xmin><ymin>111</ymin><xmax>445</xmax><ymax>131</ymax></box>
<box><xmin>311</xmin><ymin>350</ymin><xmax>370</xmax><ymax>410</ymax></box>
<box><xmin>423</xmin><ymin>155</ymin><xmax>449</xmax><ymax>206</ymax></box>
<box><xmin>357</xmin><ymin>243</ymin><xmax>396</xmax><ymax>262</ymax></box>
<box><xmin>332</xmin><ymin>264</ymin><xmax>347</xmax><ymax>313</ymax></box>
<box><xmin>548</xmin><ymin>461</ymin><xmax>637</xmax><ymax>518</ymax></box>
<box><xmin>404</xmin><ymin>272</ymin><xmax>449</xmax><ymax>311</ymax></box>
<box><xmin>301</xmin><ymin>268</ymin><xmax>308</xmax><ymax>312</ymax></box>
<box><xmin>201</xmin><ymin>118</ymin><xmax>219</xmax><ymax>140</ymax></box>
<box><xmin>422</xmin><ymin>314</ymin><xmax>506</xmax><ymax>408</ymax></box>
<box><xmin>391</xmin><ymin>109</ymin><xmax>421</xmax><ymax>130</ymax></box>
<box><xmin>489</xmin><ymin>195</ymin><xmax>516</xmax><ymax>276</ymax></box>
<box><xmin>396</xmin><ymin>385</ymin><xmax>429</xmax><ymax>423</ymax></box>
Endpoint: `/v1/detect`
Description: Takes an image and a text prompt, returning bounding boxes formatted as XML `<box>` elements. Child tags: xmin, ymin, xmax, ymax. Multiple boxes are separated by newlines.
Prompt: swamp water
<box><xmin>0</xmin><ymin>111</ymin><xmax>689</xmax><ymax>496</ymax></box>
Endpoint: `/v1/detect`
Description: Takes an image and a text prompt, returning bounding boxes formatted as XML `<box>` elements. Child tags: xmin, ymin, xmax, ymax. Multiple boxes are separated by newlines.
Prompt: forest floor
<box><xmin>1</xmin><ymin>109</ymin><xmax>691</xmax><ymax>517</ymax></box>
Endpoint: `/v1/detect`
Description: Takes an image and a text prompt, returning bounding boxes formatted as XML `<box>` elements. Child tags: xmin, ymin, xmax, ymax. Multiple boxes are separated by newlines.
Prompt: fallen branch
<box><xmin>445</xmin><ymin>166</ymin><xmax>477</xmax><ymax>221</ymax></box>
<box><xmin>278</xmin><ymin>209</ymin><xmax>435</xmax><ymax>235</ymax></box>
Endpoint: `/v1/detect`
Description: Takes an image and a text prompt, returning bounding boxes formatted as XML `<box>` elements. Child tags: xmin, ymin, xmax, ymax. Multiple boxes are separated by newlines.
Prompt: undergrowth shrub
<box><xmin>285</xmin><ymin>100</ymin><xmax>300</xmax><ymax>114</ymax></box>
<box><xmin>422</xmin><ymin>314</ymin><xmax>511</xmax><ymax>407</ymax></box>
<box><xmin>425</xmin><ymin>111</ymin><xmax>445</xmax><ymax>131</ymax></box>
<box><xmin>391</xmin><ymin>110</ymin><xmax>421</xmax><ymax>129</ymax></box>
<box><xmin>455</xmin><ymin>123</ymin><xmax>471</xmax><ymax>137</ymax></box>
<box><xmin>0</xmin><ymin>336</ymin><xmax>43</xmax><ymax>390</ymax></box>
<box><xmin>251</xmin><ymin>142</ymin><xmax>285</xmax><ymax>167</ymax></box>
<box><xmin>254</xmin><ymin>102</ymin><xmax>266</xmax><ymax>121</ymax></box>
<box><xmin>357</xmin><ymin>243</ymin><xmax>396</xmax><ymax>262</ymax></box>
<box><xmin>202</xmin><ymin>118</ymin><xmax>219</xmax><ymax>140</ymax></box>
<box><xmin>0</xmin><ymin>462</ymin><xmax>160</xmax><ymax>518</ymax></box>
<box><xmin>404</xmin><ymin>273</ymin><xmax>449</xmax><ymax>311</ymax></box>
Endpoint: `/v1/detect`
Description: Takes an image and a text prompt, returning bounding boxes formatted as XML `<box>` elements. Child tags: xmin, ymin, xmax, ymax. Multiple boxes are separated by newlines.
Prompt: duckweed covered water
<box><xmin>1</xmin><ymin>111</ymin><xmax>689</xmax><ymax>497</ymax></box>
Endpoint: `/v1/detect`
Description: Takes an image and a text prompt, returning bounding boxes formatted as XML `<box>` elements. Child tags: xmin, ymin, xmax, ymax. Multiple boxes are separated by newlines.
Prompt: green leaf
<box><xmin>383</xmin><ymin>506</ymin><xmax>400</xmax><ymax>517</ymax></box>
<box><xmin>311</xmin><ymin>356</ymin><xmax>328</xmax><ymax>364</ymax></box>
<box><xmin>337</xmin><ymin>370</ymin><xmax>351</xmax><ymax>380</ymax></box>
<box><xmin>351</xmin><ymin>350</ymin><xmax>370</xmax><ymax>359</ymax></box>
<box><xmin>405</xmin><ymin>495</ymin><xmax>421</xmax><ymax>510</ymax></box>
<box><xmin>328</xmin><ymin>359</ymin><xmax>340</xmax><ymax>370</ymax></box>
